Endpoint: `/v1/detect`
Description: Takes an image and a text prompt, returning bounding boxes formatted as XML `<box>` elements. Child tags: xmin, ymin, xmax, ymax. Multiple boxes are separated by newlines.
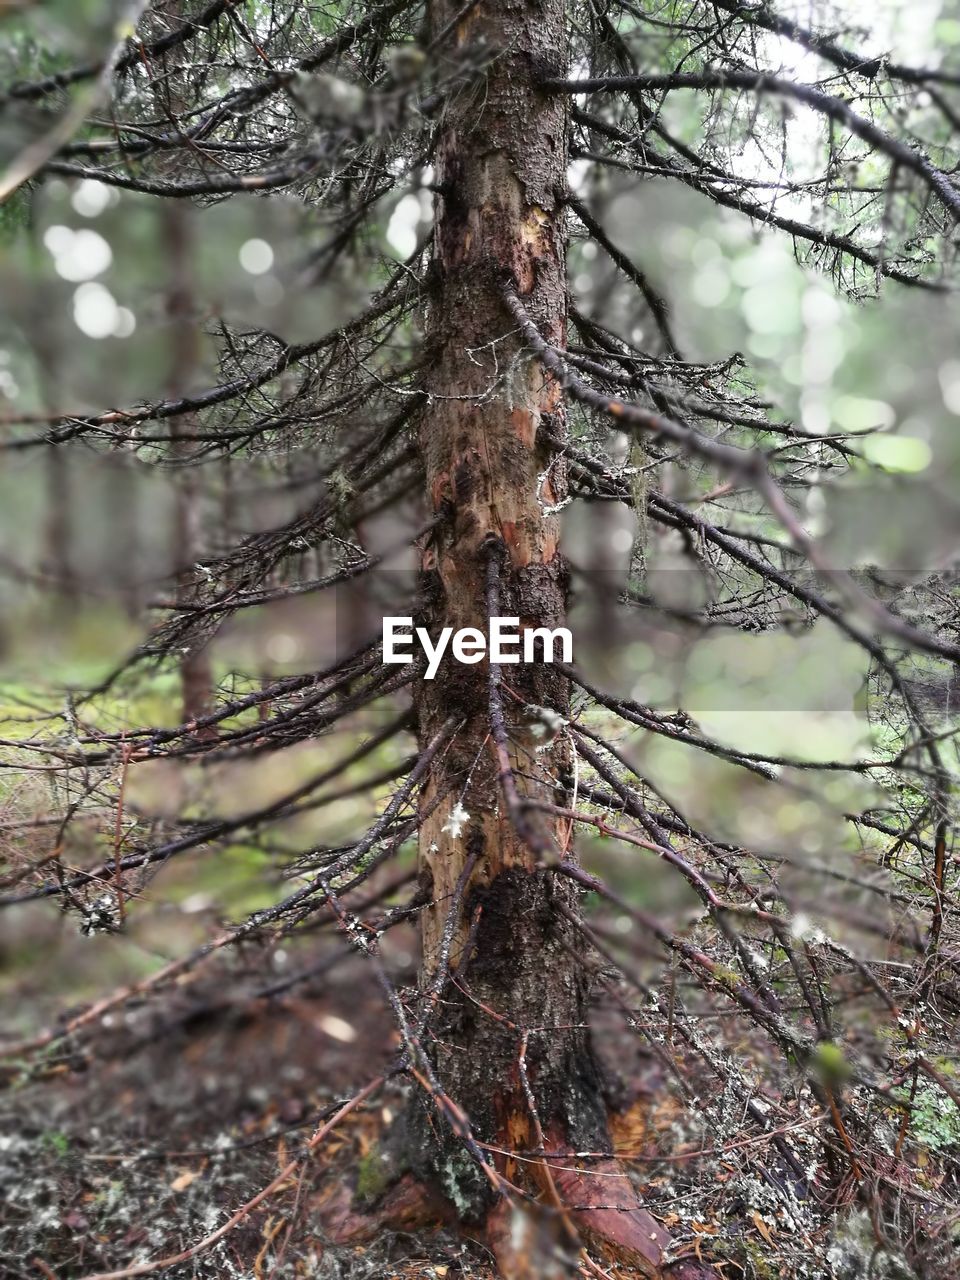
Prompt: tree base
<box><xmin>319</xmin><ymin>1152</ymin><xmax>720</xmax><ymax>1279</ymax></box>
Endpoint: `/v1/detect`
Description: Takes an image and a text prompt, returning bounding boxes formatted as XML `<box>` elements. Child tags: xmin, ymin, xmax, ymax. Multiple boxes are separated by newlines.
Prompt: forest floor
<box><xmin>0</xmin><ymin>938</ymin><xmax>724</xmax><ymax>1280</ymax></box>
<box><xmin>0</xmin><ymin>924</ymin><xmax>944</xmax><ymax>1280</ymax></box>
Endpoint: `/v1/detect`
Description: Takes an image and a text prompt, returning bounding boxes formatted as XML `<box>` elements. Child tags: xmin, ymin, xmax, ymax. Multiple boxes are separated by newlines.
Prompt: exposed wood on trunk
<box><xmin>417</xmin><ymin>0</ymin><xmax>573</xmax><ymax>970</ymax></box>
<box><xmin>409</xmin><ymin>10</ymin><xmax>718</xmax><ymax>1275</ymax></box>
<box><xmin>412</xmin><ymin>0</ymin><xmax>603</xmax><ymax>1234</ymax></box>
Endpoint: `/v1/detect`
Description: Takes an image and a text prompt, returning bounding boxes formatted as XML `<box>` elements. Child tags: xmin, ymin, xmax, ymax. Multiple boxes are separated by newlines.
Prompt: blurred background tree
<box><xmin>1</xmin><ymin>2</ymin><xmax>959</xmax><ymax>1277</ymax></box>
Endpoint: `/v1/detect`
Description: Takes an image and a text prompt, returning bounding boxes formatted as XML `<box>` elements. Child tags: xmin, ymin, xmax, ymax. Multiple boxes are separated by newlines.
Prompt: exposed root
<box><xmin>321</xmin><ymin>1152</ymin><xmax>720</xmax><ymax>1280</ymax></box>
<box><xmin>318</xmin><ymin>1172</ymin><xmax>449</xmax><ymax>1244</ymax></box>
<box><xmin>319</xmin><ymin>1106</ymin><xmax>721</xmax><ymax>1280</ymax></box>
<box><xmin>543</xmin><ymin>1136</ymin><xmax>722</xmax><ymax>1280</ymax></box>
<box><xmin>549</xmin><ymin>1154</ymin><xmax>668</xmax><ymax>1276</ymax></box>
<box><xmin>482</xmin><ymin>1197</ymin><xmax>580</xmax><ymax>1280</ymax></box>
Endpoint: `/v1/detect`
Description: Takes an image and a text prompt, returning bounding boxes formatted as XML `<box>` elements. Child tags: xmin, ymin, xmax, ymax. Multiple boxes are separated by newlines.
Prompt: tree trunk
<box><xmin>163</xmin><ymin>201</ymin><xmax>214</xmax><ymax>728</ymax></box>
<box><xmin>413</xmin><ymin>0</ymin><xmax>610</xmax><ymax>1231</ymax></box>
<box><xmin>32</xmin><ymin>274</ymin><xmax>79</xmax><ymax>613</ymax></box>
<box><xmin>153</xmin><ymin>0</ymin><xmax>214</xmax><ymax>729</ymax></box>
<box><xmin>402</xmin><ymin>11</ymin><xmax>716</xmax><ymax>1276</ymax></box>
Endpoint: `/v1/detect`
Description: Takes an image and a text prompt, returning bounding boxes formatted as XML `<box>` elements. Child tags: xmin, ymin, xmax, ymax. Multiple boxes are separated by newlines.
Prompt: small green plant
<box><xmin>355</xmin><ymin>1145</ymin><xmax>393</xmax><ymax>1204</ymax></box>
<box><xmin>896</xmin><ymin>1085</ymin><xmax>960</xmax><ymax>1153</ymax></box>
<box><xmin>41</xmin><ymin>1130</ymin><xmax>69</xmax><ymax>1158</ymax></box>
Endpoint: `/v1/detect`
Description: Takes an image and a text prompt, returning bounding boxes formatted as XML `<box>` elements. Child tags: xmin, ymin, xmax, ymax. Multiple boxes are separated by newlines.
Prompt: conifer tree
<box><xmin>2</xmin><ymin>2</ymin><xmax>960</xmax><ymax>1276</ymax></box>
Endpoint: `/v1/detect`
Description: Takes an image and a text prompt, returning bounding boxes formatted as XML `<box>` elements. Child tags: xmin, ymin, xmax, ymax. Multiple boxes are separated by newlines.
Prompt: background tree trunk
<box><xmin>163</xmin><ymin>201</ymin><xmax>213</xmax><ymax>728</ymax></box>
<box><xmin>154</xmin><ymin>0</ymin><xmax>214</xmax><ymax>729</ymax></box>
<box><xmin>413</xmin><ymin>0</ymin><xmax>611</xmax><ymax>1224</ymax></box>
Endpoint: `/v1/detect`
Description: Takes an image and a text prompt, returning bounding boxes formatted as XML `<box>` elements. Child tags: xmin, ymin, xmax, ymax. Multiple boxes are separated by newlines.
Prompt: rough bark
<box><xmin>412</xmin><ymin>0</ymin><xmax>608</xmax><ymax>1228</ymax></box>
<box><xmin>398</xmin><ymin>10</ymin><xmax>718</xmax><ymax>1277</ymax></box>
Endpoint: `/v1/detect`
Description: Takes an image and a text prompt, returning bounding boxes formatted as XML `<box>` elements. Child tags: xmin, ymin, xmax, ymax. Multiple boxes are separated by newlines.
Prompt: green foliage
<box><xmin>41</xmin><ymin>1130</ymin><xmax>70</xmax><ymax>1157</ymax></box>
<box><xmin>896</xmin><ymin>1085</ymin><xmax>960</xmax><ymax>1153</ymax></box>
<box><xmin>0</xmin><ymin>190</ymin><xmax>30</xmax><ymax>245</ymax></box>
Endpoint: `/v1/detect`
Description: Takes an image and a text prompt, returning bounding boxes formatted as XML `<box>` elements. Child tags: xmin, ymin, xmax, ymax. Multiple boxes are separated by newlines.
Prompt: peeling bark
<box><xmin>412</xmin><ymin>0</ymin><xmax>606</xmax><ymax>1221</ymax></box>
<box><xmin>405</xmin><ymin>7</ymin><xmax>719</xmax><ymax>1277</ymax></box>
